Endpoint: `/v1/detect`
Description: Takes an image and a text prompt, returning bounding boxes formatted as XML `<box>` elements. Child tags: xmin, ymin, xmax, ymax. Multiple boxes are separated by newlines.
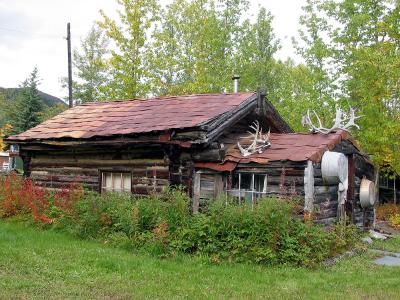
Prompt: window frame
<box><xmin>100</xmin><ymin>171</ymin><xmax>132</xmax><ymax>194</ymax></box>
<box><xmin>226</xmin><ymin>172</ymin><xmax>268</xmax><ymax>205</ymax></box>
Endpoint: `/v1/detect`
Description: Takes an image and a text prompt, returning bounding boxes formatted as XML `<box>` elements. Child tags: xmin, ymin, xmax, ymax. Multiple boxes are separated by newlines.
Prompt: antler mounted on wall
<box><xmin>301</xmin><ymin>107</ymin><xmax>362</xmax><ymax>135</ymax></box>
<box><xmin>237</xmin><ymin>121</ymin><xmax>271</xmax><ymax>157</ymax></box>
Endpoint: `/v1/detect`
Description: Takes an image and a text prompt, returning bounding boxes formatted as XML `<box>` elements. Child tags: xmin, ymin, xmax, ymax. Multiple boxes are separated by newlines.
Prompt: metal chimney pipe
<box><xmin>232</xmin><ymin>75</ymin><xmax>240</xmax><ymax>94</ymax></box>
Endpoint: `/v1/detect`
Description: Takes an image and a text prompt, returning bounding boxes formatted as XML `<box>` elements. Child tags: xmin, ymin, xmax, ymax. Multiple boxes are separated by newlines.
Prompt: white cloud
<box><xmin>0</xmin><ymin>0</ymin><xmax>305</xmax><ymax>99</ymax></box>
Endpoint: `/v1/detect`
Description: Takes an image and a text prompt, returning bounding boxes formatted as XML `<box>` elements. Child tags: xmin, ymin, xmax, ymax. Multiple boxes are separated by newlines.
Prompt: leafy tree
<box><xmin>237</xmin><ymin>7</ymin><xmax>280</xmax><ymax>91</ymax></box>
<box><xmin>267</xmin><ymin>59</ymin><xmax>319</xmax><ymax>132</ymax></box>
<box><xmin>293</xmin><ymin>0</ymin><xmax>338</xmax><ymax>124</ymax></box>
<box><xmin>39</xmin><ymin>103</ymin><xmax>67</xmax><ymax>123</ymax></box>
<box><xmin>98</xmin><ymin>0</ymin><xmax>161</xmax><ymax>99</ymax></box>
<box><xmin>7</xmin><ymin>68</ymin><xmax>43</xmax><ymax>135</ymax></box>
<box><xmin>63</xmin><ymin>25</ymin><xmax>111</xmax><ymax>103</ymax></box>
<box><xmin>95</xmin><ymin>0</ymin><xmax>282</xmax><ymax>98</ymax></box>
<box><xmin>324</xmin><ymin>0</ymin><xmax>400</xmax><ymax>174</ymax></box>
<box><xmin>0</xmin><ymin>124</ymin><xmax>12</xmax><ymax>151</ymax></box>
<box><xmin>297</xmin><ymin>0</ymin><xmax>400</xmax><ymax>174</ymax></box>
<box><xmin>150</xmin><ymin>0</ymin><xmax>252</xmax><ymax>95</ymax></box>
<box><xmin>0</xmin><ymin>93</ymin><xmax>6</xmax><ymax>127</ymax></box>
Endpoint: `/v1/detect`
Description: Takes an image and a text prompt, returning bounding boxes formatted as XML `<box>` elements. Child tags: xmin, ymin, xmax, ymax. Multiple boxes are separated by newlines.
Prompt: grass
<box><xmin>1</xmin><ymin>221</ymin><xmax>400</xmax><ymax>300</ymax></box>
<box><xmin>372</xmin><ymin>235</ymin><xmax>400</xmax><ymax>253</ymax></box>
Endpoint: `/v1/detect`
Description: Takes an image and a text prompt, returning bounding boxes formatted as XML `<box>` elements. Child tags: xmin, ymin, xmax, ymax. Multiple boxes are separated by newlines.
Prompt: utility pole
<box><xmin>67</xmin><ymin>23</ymin><xmax>73</xmax><ymax>108</ymax></box>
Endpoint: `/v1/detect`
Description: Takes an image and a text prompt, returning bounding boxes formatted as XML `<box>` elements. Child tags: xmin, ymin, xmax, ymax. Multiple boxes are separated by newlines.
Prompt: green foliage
<box><xmin>296</xmin><ymin>0</ymin><xmax>400</xmax><ymax>173</ymax></box>
<box><xmin>62</xmin><ymin>25</ymin><xmax>111</xmax><ymax>103</ymax></box>
<box><xmin>0</xmin><ymin>179</ymin><xmax>360</xmax><ymax>267</ymax></box>
<box><xmin>237</xmin><ymin>7</ymin><xmax>280</xmax><ymax>92</ymax></box>
<box><xmin>93</xmin><ymin>0</ymin><xmax>285</xmax><ymax>98</ymax></box>
<box><xmin>7</xmin><ymin>67</ymin><xmax>44</xmax><ymax>135</ymax></box>
<box><xmin>0</xmin><ymin>86</ymin><xmax>66</xmax><ymax>131</ymax></box>
<box><xmin>0</xmin><ymin>124</ymin><xmax>12</xmax><ymax>151</ymax></box>
<box><xmin>328</xmin><ymin>221</ymin><xmax>360</xmax><ymax>255</ymax></box>
<box><xmin>376</xmin><ymin>203</ymin><xmax>399</xmax><ymax>221</ymax></box>
<box><xmin>98</xmin><ymin>0</ymin><xmax>161</xmax><ymax>99</ymax></box>
<box><xmin>1</xmin><ymin>222</ymin><xmax>400</xmax><ymax>299</ymax></box>
<box><xmin>39</xmin><ymin>103</ymin><xmax>66</xmax><ymax>122</ymax></box>
<box><xmin>292</xmin><ymin>0</ymin><xmax>339</xmax><ymax>125</ymax></box>
<box><xmin>0</xmin><ymin>93</ymin><xmax>6</xmax><ymax>127</ymax></box>
<box><xmin>171</xmin><ymin>198</ymin><xmax>345</xmax><ymax>266</ymax></box>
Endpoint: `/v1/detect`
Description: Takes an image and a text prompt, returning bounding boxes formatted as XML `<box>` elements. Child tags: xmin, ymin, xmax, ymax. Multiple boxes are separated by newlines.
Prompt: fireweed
<box><xmin>0</xmin><ymin>173</ymin><xmax>83</xmax><ymax>224</ymax></box>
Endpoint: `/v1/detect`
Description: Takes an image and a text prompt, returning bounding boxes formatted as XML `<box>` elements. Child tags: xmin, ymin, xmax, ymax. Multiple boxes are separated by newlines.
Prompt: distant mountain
<box><xmin>0</xmin><ymin>87</ymin><xmax>67</xmax><ymax>108</ymax></box>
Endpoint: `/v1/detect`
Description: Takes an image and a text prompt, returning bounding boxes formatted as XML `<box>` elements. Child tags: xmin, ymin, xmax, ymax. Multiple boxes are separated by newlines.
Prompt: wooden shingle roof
<box><xmin>7</xmin><ymin>93</ymin><xmax>257</xmax><ymax>142</ymax></box>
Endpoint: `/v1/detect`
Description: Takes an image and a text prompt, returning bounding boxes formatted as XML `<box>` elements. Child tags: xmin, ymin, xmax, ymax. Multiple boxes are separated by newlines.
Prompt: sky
<box><xmin>0</xmin><ymin>0</ymin><xmax>306</xmax><ymax>100</ymax></box>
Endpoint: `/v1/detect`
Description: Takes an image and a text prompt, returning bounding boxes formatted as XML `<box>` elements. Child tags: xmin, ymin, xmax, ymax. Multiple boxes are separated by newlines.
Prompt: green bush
<box><xmin>51</xmin><ymin>187</ymin><xmax>190</xmax><ymax>243</ymax></box>
<box><xmin>0</xmin><ymin>180</ymin><xmax>360</xmax><ymax>267</ymax></box>
<box><xmin>170</xmin><ymin>198</ymin><xmax>340</xmax><ymax>266</ymax></box>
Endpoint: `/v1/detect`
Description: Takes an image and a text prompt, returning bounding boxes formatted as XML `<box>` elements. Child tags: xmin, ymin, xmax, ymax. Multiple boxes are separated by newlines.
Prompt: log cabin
<box><xmin>5</xmin><ymin>91</ymin><xmax>376</xmax><ymax>228</ymax></box>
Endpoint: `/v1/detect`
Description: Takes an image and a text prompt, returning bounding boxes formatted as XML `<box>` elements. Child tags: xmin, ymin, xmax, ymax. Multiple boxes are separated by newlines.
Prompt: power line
<box><xmin>0</xmin><ymin>26</ymin><xmax>62</xmax><ymax>40</ymax></box>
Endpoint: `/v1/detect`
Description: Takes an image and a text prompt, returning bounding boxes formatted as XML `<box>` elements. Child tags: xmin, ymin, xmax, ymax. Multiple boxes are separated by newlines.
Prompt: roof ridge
<box><xmin>78</xmin><ymin>92</ymin><xmax>255</xmax><ymax>106</ymax></box>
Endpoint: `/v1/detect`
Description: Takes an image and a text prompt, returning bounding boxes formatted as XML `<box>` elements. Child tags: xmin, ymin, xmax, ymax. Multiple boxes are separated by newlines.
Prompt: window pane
<box><xmin>102</xmin><ymin>172</ymin><xmax>131</xmax><ymax>194</ymax></box>
<box><xmin>232</xmin><ymin>173</ymin><xmax>240</xmax><ymax>189</ymax></box>
<box><xmin>240</xmin><ymin>173</ymin><xmax>252</xmax><ymax>190</ymax></box>
<box><xmin>123</xmin><ymin>173</ymin><xmax>131</xmax><ymax>192</ymax></box>
<box><xmin>114</xmin><ymin>174</ymin><xmax>122</xmax><ymax>192</ymax></box>
<box><xmin>254</xmin><ymin>174</ymin><xmax>266</xmax><ymax>192</ymax></box>
<box><xmin>105</xmin><ymin>173</ymin><xmax>112</xmax><ymax>191</ymax></box>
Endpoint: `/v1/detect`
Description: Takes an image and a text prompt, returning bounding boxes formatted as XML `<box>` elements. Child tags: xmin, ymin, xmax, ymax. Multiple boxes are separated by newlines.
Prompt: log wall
<box><xmin>232</xmin><ymin>161</ymin><xmax>308</xmax><ymax>198</ymax></box>
<box><xmin>22</xmin><ymin>145</ymin><xmax>170</xmax><ymax>195</ymax></box>
<box><xmin>312</xmin><ymin>162</ymin><xmax>340</xmax><ymax>225</ymax></box>
<box><xmin>312</xmin><ymin>153</ymin><xmax>375</xmax><ymax>228</ymax></box>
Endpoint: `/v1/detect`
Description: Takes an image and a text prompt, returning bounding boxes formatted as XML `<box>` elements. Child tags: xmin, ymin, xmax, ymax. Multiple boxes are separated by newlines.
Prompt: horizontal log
<box><xmin>315</xmin><ymin>208</ymin><xmax>337</xmax><ymax>219</ymax></box>
<box><xmin>266</xmin><ymin>175</ymin><xmax>304</xmax><ymax>185</ymax></box>
<box><xmin>131</xmin><ymin>178</ymin><xmax>169</xmax><ymax>186</ymax></box>
<box><xmin>319</xmin><ymin>201</ymin><xmax>339</xmax><ymax>210</ymax></box>
<box><xmin>132</xmin><ymin>185</ymin><xmax>164</xmax><ymax>195</ymax></box>
<box><xmin>31</xmin><ymin>167</ymin><xmax>99</xmax><ymax>177</ymax></box>
<box><xmin>315</xmin><ymin>186</ymin><xmax>338</xmax><ymax>194</ymax></box>
<box><xmin>131</xmin><ymin>169</ymin><xmax>169</xmax><ymax>180</ymax></box>
<box><xmin>237</xmin><ymin>160</ymin><xmax>308</xmax><ymax>168</ymax></box>
<box><xmin>30</xmin><ymin>158</ymin><xmax>166</xmax><ymax>168</ymax></box>
<box><xmin>175</xmin><ymin>130</ymin><xmax>206</xmax><ymax>140</ymax></box>
<box><xmin>31</xmin><ymin>174</ymin><xmax>99</xmax><ymax>184</ymax></box>
<box><xmin>313</xmin><ymin>192</ymin><xmax>338</xmax><ymax>204</ymax></box>
<box><xmin>34</xmin><ymin>181</ymin><xmax>98</xmax><ymax>190</ymax></box>
<box><xmin>192</xmin><ymin>149</ymin><xmax>225</xmax><ymax>162</ymax></box>
<box><xmin>235</xmin><ymin>168</ymin><xmax>305</xmax><ymax>176</ymax></box>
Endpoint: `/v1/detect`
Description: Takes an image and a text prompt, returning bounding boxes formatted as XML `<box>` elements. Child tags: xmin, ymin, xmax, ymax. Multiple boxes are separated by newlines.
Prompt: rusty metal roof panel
<box><xmin>8</xmin><ymin>93</ymin><xmax>255</xmax><ymax>142</ymax></box>
<box><xmin>223</xmin><ymin>130</ymin><xmax>357</xmax><ymax>163</ymax></box>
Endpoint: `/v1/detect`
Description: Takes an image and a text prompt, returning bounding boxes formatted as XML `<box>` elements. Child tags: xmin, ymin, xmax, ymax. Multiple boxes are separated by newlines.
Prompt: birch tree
<box><xmin>98</xmin><ymin>0</ymin><xmax>160</xmax><ymax>99</ymax></box>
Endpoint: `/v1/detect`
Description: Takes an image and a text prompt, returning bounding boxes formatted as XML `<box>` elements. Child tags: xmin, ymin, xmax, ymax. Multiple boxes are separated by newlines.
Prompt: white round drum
<box><xmin>360</xmin><ymin>178</ymin><xmax>376</xmax><ymax>208</ymax></box>
<box><xmin>321</xmin><ymin>151</ymin><xmax>348</xmax><ymax>184</ymax></box>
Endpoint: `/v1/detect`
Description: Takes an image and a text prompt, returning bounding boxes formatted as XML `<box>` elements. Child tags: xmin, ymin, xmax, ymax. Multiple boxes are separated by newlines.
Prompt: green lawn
<box><xmin>0</xmin><ymin>221</ymin><xmax>400</xmax><ymax>300</ymax></box>
<box><xmin>372</xmin><ymin>235</ymin><xmax>400</xmax><ymax>253</ymax></box>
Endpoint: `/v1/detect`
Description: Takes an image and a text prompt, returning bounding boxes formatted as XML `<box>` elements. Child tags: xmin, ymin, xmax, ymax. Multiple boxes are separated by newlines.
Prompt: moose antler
<box><xmin>302</xmin><ymin>107</ymin><xmax>362</xmax><ymax>134</ymax></box>
<box><xmin>237</xmin><ymin>121</ymin><xmax>271</xmax><ymax>157</ymax></box>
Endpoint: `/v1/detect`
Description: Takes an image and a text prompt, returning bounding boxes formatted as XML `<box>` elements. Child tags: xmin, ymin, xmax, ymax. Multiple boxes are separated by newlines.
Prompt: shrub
<box><xmin>389</xmin><ymin>214</ymin><xmax>400</xmax><ymax>228</ymax></box>
<box><xmin>170</xmin><ymin>198</ymin><xmax>351</xmax><ymax>267</ymax></box>
<box><xmin>0</xmin><ymin>174</ymin><xmax>83</xmax><ymax>224</ymax></box>
<box><xmin>376</xmin><ymin>203</ymin><xmax>399</xmax><ymax>221</ymax></box>
<box><xmin>0</xmin><ymin>177</ymin><xmax>360</xmax><ymax>267</ymax></box>
<box><xmin>55</xmin><ymin>188</ymin><xmax>190</xmax><ymax>241</ymax></box>
<box><xmin>328</xmin><ymin>221</ymin><xmax>360</xmax><ymax>255</ymax></box>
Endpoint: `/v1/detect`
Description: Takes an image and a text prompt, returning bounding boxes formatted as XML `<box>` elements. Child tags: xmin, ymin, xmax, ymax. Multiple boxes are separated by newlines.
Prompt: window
<box><xmin>101</xmin><ymin>172</ymin><xmax>131</xmax><ymax>194</ymax></box>
<box><xmin>227</xmin><ymin>173</ymin><xmax>268</xmax><ymax>204</ymax></box>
